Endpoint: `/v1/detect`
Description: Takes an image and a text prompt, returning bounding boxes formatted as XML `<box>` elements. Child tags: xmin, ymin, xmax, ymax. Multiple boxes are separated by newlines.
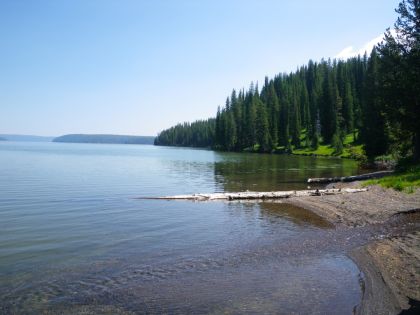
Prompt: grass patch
<box><xmin>242</xmin><ymin>129</ymin><xmax>364</xmax><ymax>159</ymax></box>
<box><xmin>343</xmin><ymin>131</ymin><xmax>358</xmax><ymax>145</ymax></box>
<box><xmin>293</xmin><ymin>144</ymin><xmax>335</xmax><ymax>156</ymax></box>
<box><xmin>292</xmin><ymin>130</ymin><xmax>363</xmax><ymax>159</ymax></box>
<box><xmin>341</xmin><ymin>144</ymin><xmax>364</xmax><ymax>159</ymax></box>
<box><xmin>363</xmin><ymin>165</ymin><xmax>420</xmax><ymax>193</ymax></box>
<box><xmin>299</xmin><ymin>129</ymin><xmax>307</xmax><ymax>142</ymax></box>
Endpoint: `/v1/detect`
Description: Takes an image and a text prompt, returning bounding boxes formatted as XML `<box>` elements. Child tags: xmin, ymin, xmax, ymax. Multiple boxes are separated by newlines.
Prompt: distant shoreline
<box><xmin>53</xmin><ymin>134</ymin><xmax>155</xmax><ymax>145</ymax></box>
<box><xmin>0</xmin><ymin>134</ymin><xmax>54</xmax><ymax>142</ymax></box>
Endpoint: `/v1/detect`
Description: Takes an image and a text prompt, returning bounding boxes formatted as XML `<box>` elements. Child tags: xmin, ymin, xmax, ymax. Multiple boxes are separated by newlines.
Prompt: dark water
<box><xmin>0</xmin><ymin>142</ymin><xmax>366</xmax><ymax>314</ymax></box>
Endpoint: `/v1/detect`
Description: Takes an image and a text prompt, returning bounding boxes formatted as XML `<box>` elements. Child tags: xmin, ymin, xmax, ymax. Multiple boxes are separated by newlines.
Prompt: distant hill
<box><xmin>0</xmin><ymin>137</ymin><xmax>6</xmax><ymax>141</ymax></box>
<box><xmin>0</xmin><ymin>134</ymin><xmax>54</xmax><ymax>142</ymax></box>
<box><xmin>53</xmin><ymin>134</ymin><xmax>155</xmax><ymax>145</ymax></box>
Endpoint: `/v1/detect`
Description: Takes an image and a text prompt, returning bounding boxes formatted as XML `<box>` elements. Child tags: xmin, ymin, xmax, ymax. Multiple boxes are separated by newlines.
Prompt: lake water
<box><xmin>0</xmin><ymin>142</ymin><xmax>365</xmax><ymax>314</ymax></box>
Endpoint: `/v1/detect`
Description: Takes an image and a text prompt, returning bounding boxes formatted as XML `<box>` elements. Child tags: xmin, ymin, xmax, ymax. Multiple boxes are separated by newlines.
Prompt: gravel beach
<box><xmin>288</xmin><ymin>183</ymin><xmax>420</xmax><ymax>315</ymax></box>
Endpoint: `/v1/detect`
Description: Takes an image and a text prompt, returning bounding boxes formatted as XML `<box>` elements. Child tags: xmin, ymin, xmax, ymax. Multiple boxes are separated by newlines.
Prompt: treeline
<box><xmin>154</xmin><ymin>119</ymin><xmax>215</xmax><ymax>147</ymax></box>
<box><xmin>212</xmin><ymin>56</ymin><xmax>364</xmax><ymax>154</ymax></box>
<box><xmin>156</xmin><ymin>56</ymin><xmax>371</xmax><ymax>155</ymax></box>
<box><xmin>155</xmin><ymin>0</ymin><xmax>419</xmax><ymax>162</ymax></box>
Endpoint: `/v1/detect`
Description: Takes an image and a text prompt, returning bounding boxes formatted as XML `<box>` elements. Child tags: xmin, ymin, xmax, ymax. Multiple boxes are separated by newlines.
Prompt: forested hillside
<box><xmin>155</xmin><ymin>0</ymin><xmax>419</xmax><ymax>162</ymax></box>
<box><xmin>154</xmin><ymin>119</ymin><xmax>215</xmax><ymax>148</ymax></box>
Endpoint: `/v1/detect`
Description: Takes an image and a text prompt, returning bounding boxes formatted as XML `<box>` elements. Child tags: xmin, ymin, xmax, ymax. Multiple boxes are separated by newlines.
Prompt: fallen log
<box><xmin>307</xmin><ymin>170</ymin><xmax>394</xmax><ymax>184</ymax></box>
<box><xmin>140</xmin><ymin>188</ymin><xmax>368</xmax><ymax>201</ymax></box>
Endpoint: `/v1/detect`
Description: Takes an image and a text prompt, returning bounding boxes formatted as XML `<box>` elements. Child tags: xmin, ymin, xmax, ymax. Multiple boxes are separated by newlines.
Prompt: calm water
<box><xmin>0</xmin><ymin>142</ymin><xmax>365</xmax><ymax>314</ymax></box>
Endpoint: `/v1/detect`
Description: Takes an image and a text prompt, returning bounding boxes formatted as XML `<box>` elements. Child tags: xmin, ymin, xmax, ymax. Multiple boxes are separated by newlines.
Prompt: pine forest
<box><xmin>155</xmin><ymin>0</ymin><xmax>420</xmax><ymax>164</ymax></box>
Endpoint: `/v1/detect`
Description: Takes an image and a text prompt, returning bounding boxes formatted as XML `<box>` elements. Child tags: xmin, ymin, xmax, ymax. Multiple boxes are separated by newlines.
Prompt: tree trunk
<box><xmin>413</xmin><ymin>131</ymin><xmax>420</xmax><ymax>162</ymax></box>
<box><xmin>140</xmin><ymin>188</ymin><xmax>368</xmax><ymax>201</ymax></box>
<box><xmin>307</xmin><ymin>171</ymin><xmax>393</xmax><ymax>184</ymax></box>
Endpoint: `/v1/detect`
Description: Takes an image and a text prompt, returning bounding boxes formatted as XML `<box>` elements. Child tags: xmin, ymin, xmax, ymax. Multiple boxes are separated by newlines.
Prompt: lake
<box><xmin>0</xmin><ymin>142</ymin><xmax>365</xmax><ymax>314</ymax></box>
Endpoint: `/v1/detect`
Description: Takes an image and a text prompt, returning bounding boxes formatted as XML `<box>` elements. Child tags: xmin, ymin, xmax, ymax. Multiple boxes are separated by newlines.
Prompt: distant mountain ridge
<box><xmin>53</xmin><ymin>134</ymin><xmax>155</xmax><ymax>145</ymax></box>
<box><xmin>0</xmin><ymin>137</ymin><xmax>6</xmax><ymax>141</ymax></box>
<box><xmin>0</xmin><ymin>134</ymin><xmax>54</xmax><ymax>142</ymax></box>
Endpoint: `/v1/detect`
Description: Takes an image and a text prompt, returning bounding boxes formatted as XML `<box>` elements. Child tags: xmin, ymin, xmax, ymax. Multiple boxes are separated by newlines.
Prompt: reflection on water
<box><xmin>259</xmin><ymin>202</ymin><xmax>334</xmax><ymax>229</ymax></box>
<box><xmin>213</xmin><ymin>151</ymin><xmax>363</xmax><ymax>192</ymax></box>
<box><xmin>0</xmin><ymin>142</ymin><xmax>365</xmax><ymax>314</ymax></box>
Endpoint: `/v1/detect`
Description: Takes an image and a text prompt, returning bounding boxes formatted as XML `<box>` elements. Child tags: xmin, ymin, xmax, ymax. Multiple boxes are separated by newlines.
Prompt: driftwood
<box><xmin>307</xmin><ymin>170</ymin><xmax>394</xmax><ymax>184</ymax></box>
<box><xmin>141</xmin><ymin>188</ymin><xmax>368</xmax><ymax>201</ymax></box>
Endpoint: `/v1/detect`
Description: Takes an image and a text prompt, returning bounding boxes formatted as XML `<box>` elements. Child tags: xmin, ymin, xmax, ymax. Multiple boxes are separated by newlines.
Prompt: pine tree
<box><xmin>275</xmin><ymin>78</ymin><xmax>290</xmax><ymax>148</ymax></box>
<box><xmin>377</xmin><ymin>0</ymin><xmax>420</xmax><ymax>160</ymax></box>
<box><xmin>320</xmin><ymin>64</ymin><xmax>338</xmax><ymax>143</ymax></box>
<box><xmin>244</xmin><ymin>90</ymin><xmax>257</xmax><ymax>148</ymax></box>
<box><xmin>343</xmin><ymin>82</ymin><xmax>354</xmax><ymax>132</ymax></box>
<box><xmin>331</xmin><ymin>132</ymin><xmax>343</xmax><ymax>155</ymax></box>
<box><xmin>225</xmin><ymin>110</ymin><xmax>237</xmax><ymax>151</ymax></box>
<box><xmin>230</xmin><ymin>89</ymin><xmax>242</xmax><ymax>151</ymax></box>
<box><xmin>215</xmin><ymin>106</ymin><xmax>222</xmax><ymax>148</ymax></box>
<box><xmin>255</xmin><ymin>99</ymin><xmax>270</xmax><ymax>152</ymax></box>
<box><xmin>290</xmin><ymin>100</ymin><xmax>301</xmax><ymax>148</ymax></box>
<box><xmin>362</xmin><ymin>48</ymin><xmax>388</xmax><ymax>160</ymax></box>
<box><xmin>300</xmin><ymin>80</ymin><xmax>311</xmax><ymax>133</ymax></box>
<box><xmin>155</xmin><ymin>8</ymin><xmax>418</xmax><ymax>163</ymax></box>
<box><xmin>266</xmin><ymin>82</ymin><xmax>279</xmax><ymax>148</ymax></box>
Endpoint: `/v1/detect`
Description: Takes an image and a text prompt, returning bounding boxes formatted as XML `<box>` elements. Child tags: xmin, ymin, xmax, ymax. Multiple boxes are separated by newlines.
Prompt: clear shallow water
<box><xmin>0</xmin><ymin>142</ymin><xmax>364</xmax><ymax>314</ymax></box>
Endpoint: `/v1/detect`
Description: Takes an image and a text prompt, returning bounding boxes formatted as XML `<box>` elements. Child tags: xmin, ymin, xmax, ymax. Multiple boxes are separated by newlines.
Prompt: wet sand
<box><xmin>287</xmin><ymin>182</ymin><xmax>420</xmax><ymax>315</ymax></box>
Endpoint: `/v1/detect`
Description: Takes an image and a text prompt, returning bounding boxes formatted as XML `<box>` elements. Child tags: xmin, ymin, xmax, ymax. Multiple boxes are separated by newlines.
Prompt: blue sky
<box><xmin>0</xmin><ymin>0</ymin><xmax>399</xmax><ymax>136</ymax></box>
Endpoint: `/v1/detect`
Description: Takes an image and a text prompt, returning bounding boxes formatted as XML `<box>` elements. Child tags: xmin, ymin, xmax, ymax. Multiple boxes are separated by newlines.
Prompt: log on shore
<box><xmin>141</xmin><ymin>188</ymin><xmax>368</xmax><ymax>201</ymax></box>
<box><xmin>307</xmin><ymin>170</ymin><xmax>394</xmax><ymax>184</ymax></box>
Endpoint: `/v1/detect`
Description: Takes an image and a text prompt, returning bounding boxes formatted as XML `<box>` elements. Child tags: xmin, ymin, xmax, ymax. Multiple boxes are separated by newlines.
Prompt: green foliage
<box><xmin>155</xmin><ymin>1</ymin><xmax>419</xmax><ymax>165</ymax></box>
<box><xmin>311</xmin><ymin>133</ymin><xmax>319</xmax><ymax>150</ymax></box>
<box><xmin>331</xmin><ymin>133</ymin><xmax>343</xmax><ymax>155</ymax></box>
<box><xmin>265</xmin><ymin>82</ymin><xmax>279</xmax><ymax>147</ymax></box>
<box><xmin>377</xmin><ymin>0</ymin><xmax>420</xmax><ymax>161</ymax></box>
<box><xmin>343</xmin><ymin>132</ymin><xmax>356</xmax><ymax>145</ymax></box>
<box><xmin>361</xmin><ymin>48</ymin><xmax>388</xmax><ymax>160</ymax></box>
<box><xmin>293</xmin><ymin>144</ymin><xmax>335</xmax><ymax>156</ymax></box>
<box><xmin>255</xmin><ymin>99</ymin><xmax>271</xmax><ymax>152</ymax></box>
<box><xmin>154</xmin><ymin>119</ymin><xmax>215</xmax><ymax>147</ymax></box>
<box><xmin>342</xmin><ymin>82</ymin><xmax>354</xmax><ymax>132</ymax></box>
<box><xmin>342</xmin><ymin>144</ymin><xmax>364</xmax><ymax>159</ymax></box>
<box><xmin>292</xmin><ymin>130</ymin><xmax>362</xmax><ymax>158</ymax></box>
<box><xmin>363</xmin><ymin>165</ymin><xmax>420</xmax><ymax>193</ymax></box>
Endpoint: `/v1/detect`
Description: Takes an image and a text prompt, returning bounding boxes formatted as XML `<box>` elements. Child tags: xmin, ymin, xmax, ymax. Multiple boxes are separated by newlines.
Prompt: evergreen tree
<box><xmin>377</xmin><ymin>0</ymin><xmax>420</xmax><ymax>160</ymax></box>
<box><xmin>155</xmin><ymin>2</ymin><xmax>418</xmax><ymax>164</ymax></box>
<box><xmin>331</xmin><ymin>132</ymin><xmax>343</xmax><ymax>155</ymax></box>
<box><xmin>343</xmin><ymin>82</ymin><xmax>354</xmax><ymax>132</ymax></box>
<box><xmin>255</xmin><ymin>98</ymin><xmax>270</xmax><ymax>152</ymax></box>
<box><xmin>243</xmin><ymin>90</ymin><xmax>257</xmax><ymax>148</ymax></box>
<box><xmin>320</xmin><ymin>64</ymin><xmax>338</xmax><ymax>143</ymax></box>
<box><xmin>266</xmin><ymin>82</ymin><xmax>279</xmax><ymax>148</ymax></box>
<box><xmin>300</xmin><ymin>80</ymin><xmax>311</xmax><ymax>133</ymax></box>
<box><xmin>362</xmin><ymin>49</ymin><xmax>388</xmax><ymax>159</ymax></box>
<box><xmin>215</xmin><ymin>106</ymin><xmax>222</xmax><ymax>148</ymax></box>
<box><xmin>290</xmin><ymin>100</ymin><xmax>301</xmax><ymax>147</ymax></box>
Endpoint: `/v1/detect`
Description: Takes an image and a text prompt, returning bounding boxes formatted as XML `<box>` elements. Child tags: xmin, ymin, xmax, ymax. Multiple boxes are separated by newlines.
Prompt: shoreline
<box><xmin>286</xmin><ymin>182</ymin><xmax>420</xmax><ymax>315</ymax></box>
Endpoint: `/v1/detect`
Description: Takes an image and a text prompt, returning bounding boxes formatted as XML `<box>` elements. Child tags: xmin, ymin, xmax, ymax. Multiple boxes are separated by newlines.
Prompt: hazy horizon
<box><xmin>0</xmin><ymin>132</ymin><xmax>156</xmax><ymax>138</ymax></box>
<box><xmin>1</xmin><ymin>0</ymin><xmax>399</xmax><ymax>136</ymax></box>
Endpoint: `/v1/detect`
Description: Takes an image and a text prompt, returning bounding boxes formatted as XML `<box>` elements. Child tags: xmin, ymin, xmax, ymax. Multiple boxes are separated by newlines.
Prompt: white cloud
<box><xmin>335</xmin><ymin>31</ymin><xmax>396</xmax><ymax>59</ymax></box>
